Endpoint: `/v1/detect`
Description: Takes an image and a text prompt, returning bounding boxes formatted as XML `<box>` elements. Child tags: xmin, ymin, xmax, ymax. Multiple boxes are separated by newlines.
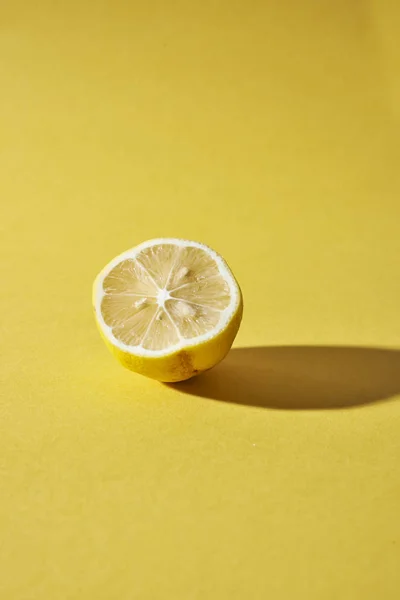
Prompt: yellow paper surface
<box><xmin>1</xmin><ymin>1</ymin><xmax>400</xmax><ymax>598</ymax></box>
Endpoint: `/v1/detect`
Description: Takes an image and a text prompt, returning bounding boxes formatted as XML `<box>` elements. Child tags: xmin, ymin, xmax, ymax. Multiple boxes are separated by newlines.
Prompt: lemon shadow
<box><xmin>169</xmin><ymin>346</ymin><xmax>400</xmax><ymax>410</ymax></box>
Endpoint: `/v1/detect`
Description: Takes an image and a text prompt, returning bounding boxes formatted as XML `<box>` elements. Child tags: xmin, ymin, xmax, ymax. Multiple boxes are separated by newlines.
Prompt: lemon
<box><xmin>93</xmin><ymin>238</ymin><xmax>243</xmax><ymax>382</ymax></box>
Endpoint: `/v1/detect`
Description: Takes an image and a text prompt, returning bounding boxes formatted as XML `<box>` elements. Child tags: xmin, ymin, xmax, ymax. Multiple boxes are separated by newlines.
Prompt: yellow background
<box><xmin>1</xmin><ymin>1</ymin><xmax>400</xmax><ymax>598</ymax></box>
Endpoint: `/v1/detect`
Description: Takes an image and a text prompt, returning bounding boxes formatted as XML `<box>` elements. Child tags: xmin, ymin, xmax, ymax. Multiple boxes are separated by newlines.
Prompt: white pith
<box><xmin>94</xmin><ymin>238</ymin><xmax>241</xmax><ymax>357</ymax></box>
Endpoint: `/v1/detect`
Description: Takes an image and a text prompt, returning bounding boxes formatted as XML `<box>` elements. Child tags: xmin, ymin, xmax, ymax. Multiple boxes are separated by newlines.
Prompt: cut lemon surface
<box><xmin>93</xmin><ymin>239</ymin><xmax>243</xmax><ymax>382</ymax></box>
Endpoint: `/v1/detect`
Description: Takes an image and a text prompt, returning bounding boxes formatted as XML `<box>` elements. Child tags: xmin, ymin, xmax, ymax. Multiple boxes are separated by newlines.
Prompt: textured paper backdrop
<box><xmin>1</xmin><ymin>1</ymin><xmax>400</xmax><ymax>598</ymax></box>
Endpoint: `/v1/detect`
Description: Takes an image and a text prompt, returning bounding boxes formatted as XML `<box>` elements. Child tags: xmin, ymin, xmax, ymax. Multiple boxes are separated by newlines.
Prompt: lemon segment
<box><xmin>93</xmin><ymin>238</ymin><xmax>243</xmax><ymax>382</ymax></box>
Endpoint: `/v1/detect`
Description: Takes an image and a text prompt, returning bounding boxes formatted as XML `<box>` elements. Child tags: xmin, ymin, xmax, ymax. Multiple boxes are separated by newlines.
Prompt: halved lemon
<box><xmin>93</xmin><ymin>238</ymin><xmax>243</xmax><ymax>382</ymax></box>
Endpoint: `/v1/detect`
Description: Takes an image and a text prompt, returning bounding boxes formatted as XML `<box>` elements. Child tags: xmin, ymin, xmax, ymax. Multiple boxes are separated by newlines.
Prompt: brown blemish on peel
<box><xmin>178</xmin><ymin>350</ymin><xmax>196</xmax><ymax>379</ymax></box>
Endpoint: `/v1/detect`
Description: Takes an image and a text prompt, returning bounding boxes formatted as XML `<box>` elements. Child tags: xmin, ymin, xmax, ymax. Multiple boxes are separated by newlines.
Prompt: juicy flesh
<box><xmin>101</xmin><ymin>244</ymin><xmax>231</xmax><ymax>350</ymax></box>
